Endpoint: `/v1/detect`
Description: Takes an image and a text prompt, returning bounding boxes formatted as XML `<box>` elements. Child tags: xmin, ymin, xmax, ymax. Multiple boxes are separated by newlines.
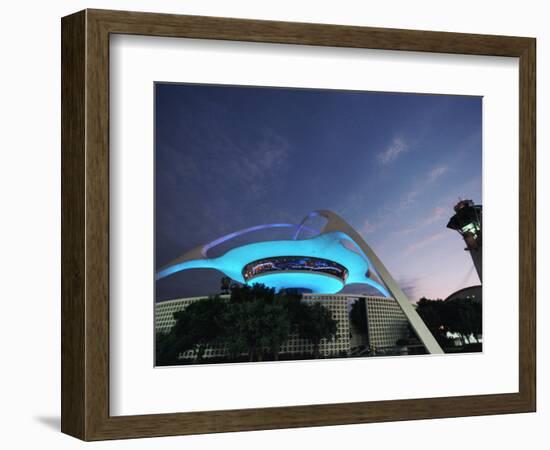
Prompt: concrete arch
<box><xmin>314</xmin><ymin>210</ymin><xmax>444</xmax><ymax>354</ymax></box>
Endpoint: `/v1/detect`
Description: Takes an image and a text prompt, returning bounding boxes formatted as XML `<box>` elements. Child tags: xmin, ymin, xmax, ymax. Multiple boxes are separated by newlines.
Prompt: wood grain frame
<box><xmin>61</xmin><ymin>9</ymin><xmax>536</xmax><ymax>441</ymax></box>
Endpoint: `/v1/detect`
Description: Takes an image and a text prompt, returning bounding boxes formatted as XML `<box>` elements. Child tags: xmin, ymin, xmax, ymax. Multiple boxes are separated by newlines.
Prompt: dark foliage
<box><xmin>171</xmin><ymin>296</ymin><xmax>228</xmax><ymax>363</ymax></box>
<box><xmin>296</xmin><ymin>302</ymin><xmax>338</xmax><ymax>358</ymax></box>
<box><xmin>349</xmin><ymin>299</ymin><xmax>368</xmax><ymax>333</ymax></box>
<box><xmin>415</xmin><ymin>297</ymin><xmax>482</xmax><ymax>348</ymax></box>
<box><xmin>157</xmin><ymin>281</ymin><xmax>339</xmax><ymax>364</ymax></box>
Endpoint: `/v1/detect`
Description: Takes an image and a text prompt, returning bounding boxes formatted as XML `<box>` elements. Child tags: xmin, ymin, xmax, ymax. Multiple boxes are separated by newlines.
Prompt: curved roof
<box><xmin>156</xmin><ymin>211</ymin><xmax>388</xmax><ymax>296</ymax></box>
<box><xmin>444</xmin><ymin>285</ymin><xmax>482</xmax><ymax>302</ymax></box>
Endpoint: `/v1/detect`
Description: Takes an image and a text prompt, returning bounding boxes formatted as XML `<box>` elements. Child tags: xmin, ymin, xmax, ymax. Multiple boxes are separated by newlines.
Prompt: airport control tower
<box><xmin>447</xmin><ymin>199</ymin><xmax>482</xmax><ymax>282</ymax></box>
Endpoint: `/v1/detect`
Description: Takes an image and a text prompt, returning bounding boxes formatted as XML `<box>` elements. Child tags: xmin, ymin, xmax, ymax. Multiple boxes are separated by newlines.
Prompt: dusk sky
<box><xmin>155</xmin><ymin>83</ymin><xmax>481</xmax><ymax>302</ymax></box>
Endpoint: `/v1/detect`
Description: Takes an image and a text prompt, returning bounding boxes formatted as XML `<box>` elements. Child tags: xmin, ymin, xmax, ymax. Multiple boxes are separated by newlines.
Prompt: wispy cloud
<box><xmin>396</xmin><ymin>276</ymin><xmax>422</xmax><ymax>301</ymax></box>
<box><xmin>354</xmin><ymin>162</ymin><xmax>451</xmax><ymax>241</ymax></box>
<box><xmin>157</xmin><ymin>98</ymin><xmax>293</xmax><ymax>247</ymax></box>
<box><xmin>377</xmin><ymin>137</ymin><xmax>408</xmax><ymax>165</ymax></box>
<box><xmin>361</xmin><ymin>219</ymin><xmax>377</xmax><ymax>234</ymax></box>
<box><xmin>392</xmin><ymin>206</ymin><xmax>447</xmax><ymax>236</ymax></box>
<box><xmin>424</xmin><ymin>206</ymin><xmax>446</xmax><ymax>225</ymax></box>
<box><xmin>175</xmin><ymin>118</ymin><xmax>290</xmax><ymax>199</ymax></box>
<box><xmin>399</xmin><ymin>188</ymin><xmax>421</xmax><ymax>209</ymax></box>
<box><xmin>164</xmin><ymin>98</ymin><xmax>292</xmax><ymax>203</ymax></box>
<box><xmin>232</xmin><ymin>129</ymin><xmax>290</xmax><ymax>196</ymax></box>
<box><xmin>399</xmin><ymin>165</ymin><xmax>449</xmax><ymax>209</ymax></box>
<box><xmin>405</xmin><ymin>231</ymin><xmax>446</xmax><ymax>254</ymax></box>
<box><xmin>427</xmin><ymin>165</ymin><xmax>448</xmax><ymax>183</ymax></box>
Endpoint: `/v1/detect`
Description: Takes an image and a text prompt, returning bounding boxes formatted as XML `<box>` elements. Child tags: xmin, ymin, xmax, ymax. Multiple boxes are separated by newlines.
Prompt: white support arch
<box><xmin>315</xmin><ymin>210</ymin><xmax>444</xmax><ymax>355</ymax></box>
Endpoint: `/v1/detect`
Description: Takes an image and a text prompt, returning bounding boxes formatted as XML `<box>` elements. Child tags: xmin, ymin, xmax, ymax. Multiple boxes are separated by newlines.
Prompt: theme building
<box><xmin>156</xmin><ymin>210</ymin><xmax>442</xmax><ymax>354</ymax></box>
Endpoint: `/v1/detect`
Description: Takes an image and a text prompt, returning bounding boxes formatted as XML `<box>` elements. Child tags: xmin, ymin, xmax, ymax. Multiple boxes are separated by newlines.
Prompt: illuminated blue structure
<box><xmin>156</xmin><ymin>210</ymin><xmax>444</xmax><ymax>354</ymax></box>
<box><xmin>156</xmin><ymin>227</ymin><xmax>388</xmax><ymax>296</ymax></box>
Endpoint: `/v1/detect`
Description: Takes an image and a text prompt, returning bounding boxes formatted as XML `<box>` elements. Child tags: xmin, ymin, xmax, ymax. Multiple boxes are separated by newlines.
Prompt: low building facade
<box><xmin>364</xmin><ymin>295</ymin><xmax>409</xmax><ymax>350</ymax></box>
<box><xmin>155</xmin><ymin>293</ymin><xmax>410</xmax><ymax>361</ymax></box>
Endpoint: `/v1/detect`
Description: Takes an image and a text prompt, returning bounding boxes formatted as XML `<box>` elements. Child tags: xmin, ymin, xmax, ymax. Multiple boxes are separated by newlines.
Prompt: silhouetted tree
<box><xmin>297</xmin><ymin>302</ymin><xmax>338</xmax><ymax>358</ymax></box>
<box><xmin>155</xmin><ymin>331</ymin><xmax>182</xmax><ymax>365</ymax></box>
<box><xmin>220</xmin><ymin>276</ymin><xmax>232</xmax><ymax>295</ymax></box>
<box><xmin>277</xmin><ymin>290</ymin><xmax>304</xmax><ymax>332</ymax></box>
<box><xmin>444</xmin><ymin>298</ymin><xmax>482</xmax><ymax>343</ymax></box>
<box><xmin>228</xmin><ymin>283</ymin><xmax>276</xmax><ymax>305</ymax></box>
<box><xmin>415</xmin><ymin>297</ymin><xmax>449</xmax><ymax>346</ymax></box>
<box><xmin>171</xmin><ymin>296</ymin><xmax>228</xmax><ymax>363</ymax></box>
<box><xmin>224</xmin><ymin>298</ymin><xmax>291</xmax><ymax>361</ymax></box>
<box><xmin>416</xmin><ymin>296</ymin><xmax>482</xmax><ymax>347</ymax></box>
<box><xmin>350</xmin><ymin>299</ymin><xmax>368</xmax><ymax>333</ymax></box>
<box><xmin>223</xmin><ymin>283</ymin><xmax>291</xmax><ymax>361</ymax></box>
<box><xmin>158</xmin><ymin>280</ymin><xmax>346</xmax><ymax>364</ymax></box>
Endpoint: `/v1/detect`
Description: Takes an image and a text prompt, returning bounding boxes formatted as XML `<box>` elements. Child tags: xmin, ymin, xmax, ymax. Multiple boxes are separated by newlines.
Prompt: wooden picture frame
<box><xmin>61</xmin><ymin>9</ymin><xmax>536</xmax><ymax>441</ymax></box>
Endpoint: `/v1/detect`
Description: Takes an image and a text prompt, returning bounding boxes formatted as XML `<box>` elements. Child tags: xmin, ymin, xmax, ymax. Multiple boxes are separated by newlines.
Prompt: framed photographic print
<box><xmin>61</xmin><ymin>9</ymin><xmax>536</xmax><ymax>441</ymax></box>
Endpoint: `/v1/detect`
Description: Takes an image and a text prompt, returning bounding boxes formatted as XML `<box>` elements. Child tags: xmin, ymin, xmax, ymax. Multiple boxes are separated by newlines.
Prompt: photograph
<box><xmin>154</xmin><ymin>83</ymin><xmax>483</xmax><ymax>366</ymax></box>
<box><xmin>0</xmin><ymin>0</ymin><xmax>540</xmax><ymax>445</ymax></box>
